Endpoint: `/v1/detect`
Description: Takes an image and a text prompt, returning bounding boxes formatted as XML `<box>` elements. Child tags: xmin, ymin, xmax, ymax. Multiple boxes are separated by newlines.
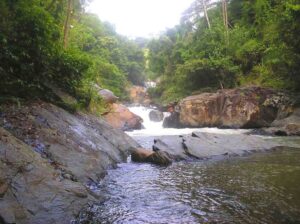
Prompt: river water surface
<box><xmin>89</xmin><ymin>106</ymin><xmax>300</xmax><ymax>224</ymax></box>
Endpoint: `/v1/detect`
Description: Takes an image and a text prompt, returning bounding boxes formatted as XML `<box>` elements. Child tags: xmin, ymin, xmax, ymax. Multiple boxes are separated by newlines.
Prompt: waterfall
<box><xmin>126</xmin><ymin>106</ymin><xmax>249</xmax><ymax>137</ymax></box>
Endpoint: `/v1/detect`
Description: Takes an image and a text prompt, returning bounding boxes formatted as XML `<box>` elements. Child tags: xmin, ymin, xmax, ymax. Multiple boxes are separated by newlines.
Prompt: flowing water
<box><xmin>89</xmin><ymin>106</ymin><xmax>300</xmax><ymax>224</ymax></box>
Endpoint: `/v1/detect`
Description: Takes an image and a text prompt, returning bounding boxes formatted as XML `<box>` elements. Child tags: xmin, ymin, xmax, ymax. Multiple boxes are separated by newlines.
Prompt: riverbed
<box><xmin>82</xmin><ymin>106</ymin><xmax>300</xmax><ymax>224</ymax></box>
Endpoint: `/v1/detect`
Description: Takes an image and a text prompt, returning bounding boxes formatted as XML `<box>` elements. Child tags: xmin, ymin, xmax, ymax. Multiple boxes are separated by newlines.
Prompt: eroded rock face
<box><xmin>129</xmin><ymin>85</ymin><xmax>151</xmax><ymax>106</ymax></box>
<box><xmin>257</xmin><ymin>108</ymin><xmax>300</xmax><ymax>136</ymax></box>
<box><xmin>0</xmin><ymin>102</ymin><xmax>140</xmax><ymax>223</ymax></box>
<box><xmin>178</xmin><ymin>87</ymin><xmax>278</xmax><ymax>128</ymax></box>
<box><xmin>164</xmin><ymin>87</ymin><xmax>299</xmax><ymax>130</ymax></box>
<box><xmin>0</xmin><ymin>128</ymin><xmax>95</xmax><ymax>224</ymax></box>
<box><xmin>103</xmin><ymin>103</ymin><xmax>143</xmax><ymax>131</ymax></box>
<box><xmin>149</xmin><ymin>110</ymin><xmax>164</xmax><ymax>122</ymax></box>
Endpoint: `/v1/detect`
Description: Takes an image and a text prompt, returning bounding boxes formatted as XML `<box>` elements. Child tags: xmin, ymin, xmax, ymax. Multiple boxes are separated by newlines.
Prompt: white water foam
<box><xmin>126</xmin><ymin>106</ymin><xmax>249</xmax><ymax>137</ymax></box>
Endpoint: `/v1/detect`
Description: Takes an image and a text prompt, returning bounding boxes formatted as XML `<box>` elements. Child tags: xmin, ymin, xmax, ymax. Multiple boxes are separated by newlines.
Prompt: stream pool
<box><xmin>80</xmin><ymin>106</ymin><xmax>300</xmax><ymax>224</ymax></box>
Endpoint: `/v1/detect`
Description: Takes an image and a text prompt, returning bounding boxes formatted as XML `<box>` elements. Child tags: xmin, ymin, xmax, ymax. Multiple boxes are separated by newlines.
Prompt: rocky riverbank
<box><xmin>0</xmin><ymin>101</ymin><xmax>139</xmax><ymax>223</ymax></box>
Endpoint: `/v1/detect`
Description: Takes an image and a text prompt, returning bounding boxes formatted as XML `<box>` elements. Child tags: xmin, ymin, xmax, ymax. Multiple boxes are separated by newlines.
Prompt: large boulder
<box><xmin>149</xmin><ymin>110</ymin><xmax>164</xmax><ymax>122</ymax></box>
<box><xmin>0</xmin><ymin>101</ymin><xmax>140</xmax><ymax>223</ymax></box>
<box><xmin>98</xmin><ymin>89</ymin><xmax>119</xmax><ymax>104</ymax></box>
<box><xmin>164</xmin><ymin>87</ymin><xmax>299</xmax><ymax>129</ymax></box>
<box><xmin>103</xmin><ymin>103</ymin><xmax>143</xmax><ymax>131</ymax></box>
<box><xmin>129</xmin><ymin>85</ymin><xmax>151</xmax><ymax>106</ymax></box>
<box><xmin>93</xmin><ymin>84</ymin><xmax>118</xmax><ymax>104</ymax></box>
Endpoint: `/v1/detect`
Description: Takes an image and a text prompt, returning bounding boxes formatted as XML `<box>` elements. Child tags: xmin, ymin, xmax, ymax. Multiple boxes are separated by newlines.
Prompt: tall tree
<box><xmin>201</xmin><ymin>0</ymin><xmax>211</xmax><ymax>29</ymax></box>
<box><xmin>222</xmin><ymin>0</ymin><xmax>229</xmax><ymax>44</ymax></box>
<box><xmin>63</xmin><ymin>0</ymin><xmax>73</xmax><ymax>49</ymax></box>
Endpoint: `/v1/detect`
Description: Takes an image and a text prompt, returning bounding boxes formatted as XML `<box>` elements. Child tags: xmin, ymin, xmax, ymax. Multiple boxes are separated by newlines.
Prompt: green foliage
<box><xmin>0</xmin><ymin>0</ymin><xmax>145</xmax><ymax>114</ymax></box>
<box><xmin>147</xmin><ymin>0</ymin><xmax>300</xmax><ymax>104</ymax></box>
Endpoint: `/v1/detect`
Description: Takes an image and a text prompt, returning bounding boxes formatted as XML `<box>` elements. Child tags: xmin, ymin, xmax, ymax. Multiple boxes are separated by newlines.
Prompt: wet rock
<box><xmin>131</xmin><ymin>148</ymin><xmax>172</xmax><ymax>166</ymax></box>
<box><xmin>131</xmin><ymin>148</ymin><xmax>154</xmax><ymax>162</ymax></box>
<box><xmin>103</xmin><ymin>103</ymin><xmax>143</xmax><ymax>131</ymax></box>
<box><xmin>153</xmin><ymin>137</ymin><xmax>188</xmax><ymax>160</ymax></box>
<box><xmin>152</xmin><ymin>132</ymin><xmax>298</xmax><ymax>161</ymax></box>
<box><xmin>163</xmin><ymin>112</ymin><xmax>182</xmax><ymax>128</ymax></box>
<box><xmin>149</xmin><ymin>110</ymin><xmax>164</xmax><ymax>122</ymax></box>
<box><xmin>0</xmin><ymin>101</ymin><xmax>141</xmax><ymax>223</ymax></box>
<box><xmin>145</xmin><ymin>151</ymin><xmax>172</xmax><ymax>166</ymax></box>
<box><xmin>0</xmin><ymin>128</ymin><xmax>96</xmax><ymax>224</ymax></box>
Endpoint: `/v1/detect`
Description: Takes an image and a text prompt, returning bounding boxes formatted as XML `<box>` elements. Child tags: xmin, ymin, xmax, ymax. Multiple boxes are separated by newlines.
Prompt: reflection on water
<box><xmin>82</xmin><ymin>106</ymin><xmax>300</xmax><ymax>223</ymax></box>
<box><xmin>90</xmin><ymin>147</ymin><xmax>300</xmax><ymax>224</ymax></box>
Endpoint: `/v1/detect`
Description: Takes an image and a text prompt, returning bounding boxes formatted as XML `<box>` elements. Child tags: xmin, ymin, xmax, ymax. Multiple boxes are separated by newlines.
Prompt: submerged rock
<box><xmin>149</xmin><ymin>110</ymin><xmax>164</xmax><ymax>122</ymax></box>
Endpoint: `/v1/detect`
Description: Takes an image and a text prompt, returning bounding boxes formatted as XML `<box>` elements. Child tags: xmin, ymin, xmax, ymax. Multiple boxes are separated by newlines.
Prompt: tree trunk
<box><xmin>63</xmin><ymin>0</ymin><xmax>73</xmax><ymax>49</ymax></box>
<box><xmin>201</xmin><ymin>0</ymin><xmax>211</xmax><ymax>29</ymax></box>
<box><xmin>222</xmin><ymin>0</ymin><xmax>229</xmax><ymax>44</ymax></box>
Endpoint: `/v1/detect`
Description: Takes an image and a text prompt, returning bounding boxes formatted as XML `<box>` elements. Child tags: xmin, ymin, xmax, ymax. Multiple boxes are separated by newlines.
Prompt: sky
<box><xmin>88</xmin><ymin>0</ymin><xmax>195</xmax><ymax>38</ymax></box>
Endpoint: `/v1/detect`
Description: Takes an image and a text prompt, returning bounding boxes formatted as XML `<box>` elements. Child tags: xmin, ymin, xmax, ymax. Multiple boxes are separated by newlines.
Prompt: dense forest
<box><xmin>0</xmin><ymin>0</ymin><xmax>146</xmax><ymax>110</ymax></box>
<box><xmin>1</xmin><ymin>0</ymin><xmax>300</xmax><ymax>108</ymax></box>
<box><xmin>147</xmin><ymin>0</ymin><xmax>300</xmax><ymax>104</ymax></box>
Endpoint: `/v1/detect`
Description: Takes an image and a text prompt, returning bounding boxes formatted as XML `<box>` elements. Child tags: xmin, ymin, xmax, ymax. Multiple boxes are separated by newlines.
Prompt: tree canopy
<box><xmin>147</xmin><ymin>0</ymin><xmax>300</xmax><ymax>104</ymax></box>
<box><xmin>0</xmin><ymin>0</ymin><xmax>146</xmax><ymax>109</ymax></box>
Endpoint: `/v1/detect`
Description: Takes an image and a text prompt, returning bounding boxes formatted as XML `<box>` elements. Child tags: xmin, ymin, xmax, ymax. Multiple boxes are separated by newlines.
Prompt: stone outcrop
<box><xmin>90</xmin><ymin>85</ymin><xmax>143</xmax><ymax>131</ymax></box>
<box><xmin>149</xmin><ymin>110</ymin><xmax>164</xmax><ymax>122</ymax></box>
<box><xmin>131</xmin><ymin>148</ymin><xmax>172</xmax><ymax>166</ymax></box>
<box><xmin>253</xmin><ymin>108</ymin><xmax>300</xmax><ymax>136</ymax></box>
<box><xmin>0</xmin><ymin>128</ymin><xmax>95</xmax><ymax>224</ymax></box>
<box><xmin>129</xmin><ymin>85</ymin><xmax>151</xmax><ymax>106</ymax></box>
<box><xmin>152</xmin><ymin>132</ymin><xmax>300</xmax><ymax>162</ymax></box>
<box><xmin>93</xmin><ymin>84</ymin><xmax>118</xmax><ymax>104</ymax></box>
<box><xmin>103</xmin><ymin>103</ymin><xmax>143</xmax><ymax>131</ymax></box>
<box><xmin>0</xmin><ymin>101</ymin><xmax>140</xmax><ymax>223</ymax></box>
<box><xmin>163</xmin><ymin>87</ymin><xmax>300</xmax><ymax>133</ymax></box>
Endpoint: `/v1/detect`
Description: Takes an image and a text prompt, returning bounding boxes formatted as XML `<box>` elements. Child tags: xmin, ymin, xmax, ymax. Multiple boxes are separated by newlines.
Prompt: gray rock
<box><xmin>0</xmin><ymin>102</ymin><xmax>140</xmax><ymax>223</ymax></box>
<box><xmin>153</xmin><ymin>132</ymin><xmax>300</xmax><ymax>161</ymax></box>
<box><xmin>162</xmin><ymin>112</ymin><xmax>182</xmax><ymax>128</ymax></box>
<box><xmin>98</xmin><ymin>89</ymin><xmax>119</xmax><ymax>104</ymax></box>
<box><xmin>149</xmin><ymin>110</ymin><xmax>164</xmax><ymax>122</ymax></box>
<box><xmin>93</xmin><ymin>84</ymin><xmax>119</xmax><ymax>104</ymax></box>
<box><xmin>0</xmin><ymin>128</ymin><xmax>96</xmax><ymax>224</ymax></box>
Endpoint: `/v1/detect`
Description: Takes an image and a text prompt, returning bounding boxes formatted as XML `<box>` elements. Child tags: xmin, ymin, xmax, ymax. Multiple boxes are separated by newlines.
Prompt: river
<box><xmin>84</xmin><ymin>106</ymin><xmax>300</xmax><ymax>224</ymax></box>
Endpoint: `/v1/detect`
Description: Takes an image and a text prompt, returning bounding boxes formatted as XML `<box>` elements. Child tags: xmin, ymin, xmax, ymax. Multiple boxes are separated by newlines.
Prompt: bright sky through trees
<box><xmin>88</xmin><ymin>0</ymin><xmax>195</xmax><ymax>38</ymax></box>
